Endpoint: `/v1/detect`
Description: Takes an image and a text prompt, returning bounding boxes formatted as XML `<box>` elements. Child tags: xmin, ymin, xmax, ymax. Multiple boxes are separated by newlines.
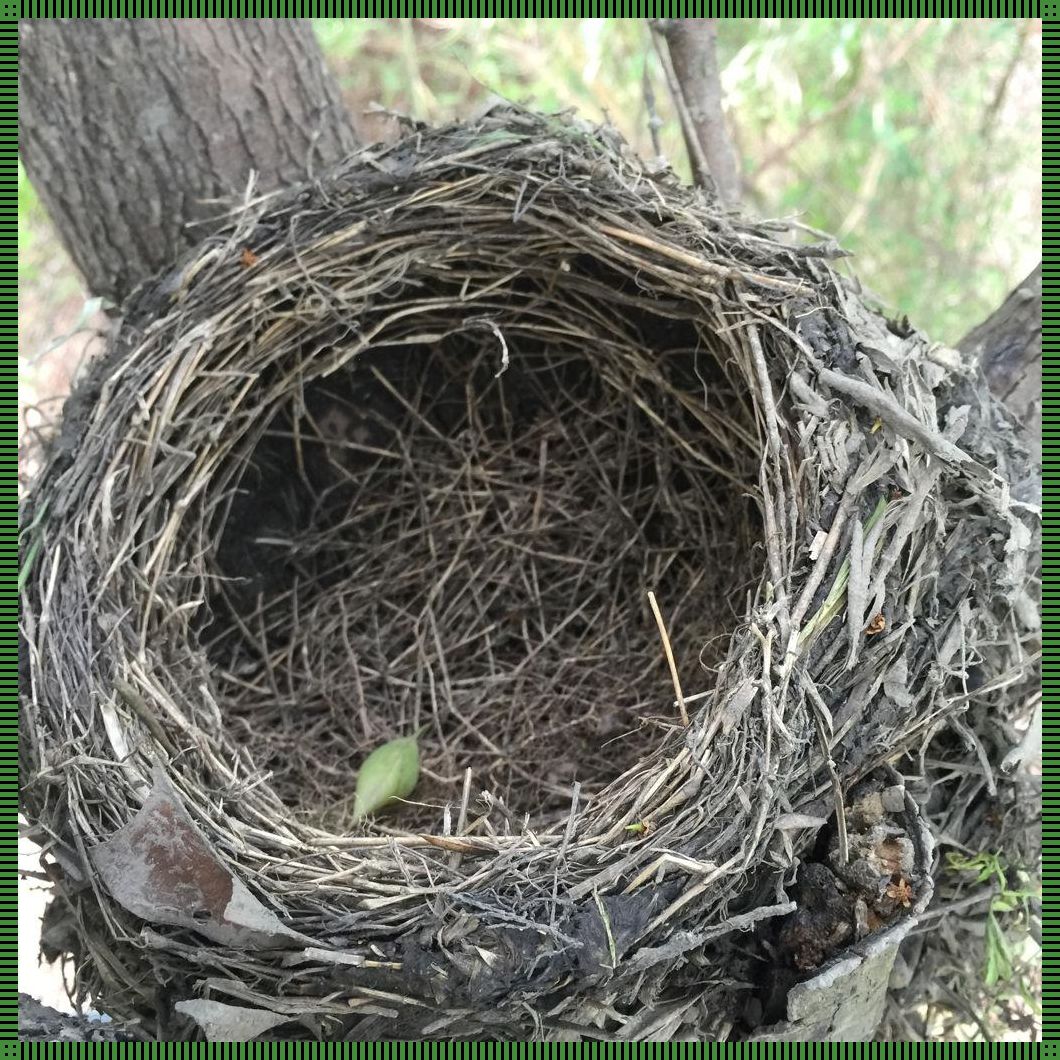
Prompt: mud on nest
<box><xmin>20</xmin><ymin>109</ymin><xmax>1035</xmax><ymax>1040</ymax></box>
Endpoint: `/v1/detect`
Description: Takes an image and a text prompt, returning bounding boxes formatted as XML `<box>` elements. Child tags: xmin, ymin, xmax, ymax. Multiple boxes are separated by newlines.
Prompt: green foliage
<box><xmin>946</xmin><ymin>850</ymin><xmax>1039</xmax><ymax>990</ymax></box>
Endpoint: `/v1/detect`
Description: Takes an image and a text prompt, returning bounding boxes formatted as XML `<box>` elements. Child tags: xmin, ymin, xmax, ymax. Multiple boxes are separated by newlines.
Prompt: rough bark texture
<box><xmin>654</xmin><ymin>19</ymin><xmax>741</xmax><ymax>204</ymax></box>
<box><xmin>958</xmin><ymin>262</ymin><xmax>1042</xmax><ymax>458</ymax></box>
<box><xmin>19</xmin><ymin>19</ymin><xmax>359</xmax><ymax>306</ymax></box>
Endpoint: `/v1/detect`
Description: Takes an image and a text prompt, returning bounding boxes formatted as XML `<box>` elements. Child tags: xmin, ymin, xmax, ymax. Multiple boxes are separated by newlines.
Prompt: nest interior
<box><xmin>209</xmin><ymin>272</ymin><xmax>761</xmax><ymax>831</ymax></box>
<box><xmin>21</xmin><ymin>110</ymin><xmax>1038</xmax><ymax>1041</ymax></box>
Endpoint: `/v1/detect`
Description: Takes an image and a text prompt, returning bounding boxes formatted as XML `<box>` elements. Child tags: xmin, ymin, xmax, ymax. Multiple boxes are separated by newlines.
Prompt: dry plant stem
<box><xmin>803</xmin><ymin>675</ymin><xmax>848</xmax><ymax>865</ymax></box>
<box><xmin>647</xmin><ymin>590</ymin><xmax>690</xmax><ymax>727</ymax></box>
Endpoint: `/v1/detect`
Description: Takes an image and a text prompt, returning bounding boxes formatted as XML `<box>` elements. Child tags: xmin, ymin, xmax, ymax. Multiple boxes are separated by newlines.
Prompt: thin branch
<box><xmin>649</xmin><ymin>24</ymin><xmax>713</xmax><ymax>193</ymax></box>
<box><xmin>641</xmin><ymin>60</ymin><xmax>664</xmax><ymax>159</ymax></box>
<box><xmin>651</xmin><ymin>19</ymin><xmax>741</xmax><ymax>204</ymax></box>
<box><xmin>981</xmin><ymin>18</ymin><xmax>1032</xmax><ymax>139</ymax></box>
<box><xmin>647</xmin><ymin>590</ymin><xmax>689</xmax><ymax>727</ymax></box>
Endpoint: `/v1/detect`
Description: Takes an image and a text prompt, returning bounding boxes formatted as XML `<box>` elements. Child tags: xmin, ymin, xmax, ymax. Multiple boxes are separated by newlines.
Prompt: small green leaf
<box><xmin>352</xmin><ymin>733</ymin><xmax>420</xmax><ymax>820</ymax></box>
<box><xmin>984</xmin><ymin>911</ymin><xmax>1013</xmax><ymax>987</ymax></box>
<box><xmin>18</xmin><ymin>533</ymin><xmax>43</xmax><ymax>594</ymax></box>
<box><xmin>18</xmin><ymin>499</ymin><xmax>50</xmax><ymax>595</ymax></box>
<box><xmin>798</xmin><ymin>496</ymin><xmax>892</xmax><ymax>648</ymax></box>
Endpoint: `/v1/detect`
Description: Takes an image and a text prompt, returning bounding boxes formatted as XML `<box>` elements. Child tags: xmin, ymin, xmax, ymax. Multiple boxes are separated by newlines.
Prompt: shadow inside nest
<box><xmin>200</xmin><ymin>277</ymin><xmax>763</xmax><ymax>834</ymax></box>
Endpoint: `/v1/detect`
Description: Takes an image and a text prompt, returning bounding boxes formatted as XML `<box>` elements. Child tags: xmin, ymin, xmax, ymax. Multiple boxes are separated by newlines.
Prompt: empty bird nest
<box><xmin>19</xmin><ymin>109</ymin><xmax>1038</xmax><ymax>1041</ymax></box>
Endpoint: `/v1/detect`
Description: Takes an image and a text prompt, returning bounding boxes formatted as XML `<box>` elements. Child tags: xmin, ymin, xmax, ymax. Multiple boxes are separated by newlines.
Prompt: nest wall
<box><xmin>20</xmin><ymin>110</ymin><xmax>1037</xmax><ymax>1041</ymax></box>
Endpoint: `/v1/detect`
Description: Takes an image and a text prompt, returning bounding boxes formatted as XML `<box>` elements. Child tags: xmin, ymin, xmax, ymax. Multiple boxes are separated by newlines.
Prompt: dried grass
<box><xmin>20</xmin><ymin>108</ymin><xmax>1038</xmax><ymax>1041</ymax></box>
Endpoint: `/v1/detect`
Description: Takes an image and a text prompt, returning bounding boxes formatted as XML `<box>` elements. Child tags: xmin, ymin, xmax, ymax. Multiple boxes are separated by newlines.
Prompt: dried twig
<box><xmin>647</xmin><ymin>590</ymin><xmax>690</xmax><ymax>727</ymax></box>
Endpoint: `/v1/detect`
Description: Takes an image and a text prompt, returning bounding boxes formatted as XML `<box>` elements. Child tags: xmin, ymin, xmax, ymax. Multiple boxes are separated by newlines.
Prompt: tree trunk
<box><xmin>958</xmin><ymin>262</ymin><xmax>1042</xmax><ymax>458</ymax></box>
<box><xmin>19</xmin><ymin>19</ymin><xmax>358</xmax><ymax>306</ymax></box>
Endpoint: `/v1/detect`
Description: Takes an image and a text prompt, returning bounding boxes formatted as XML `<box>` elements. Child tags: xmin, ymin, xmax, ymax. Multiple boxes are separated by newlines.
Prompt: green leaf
<box><xmin>352</xmin><ymin>733</ymin><xmax>421</xmax><ymax>820</ymax></box>
<box><xmin>18</xmin><ymin>500</ymin><xmax>51</xmax><ymax>595</ymax></box>
<box><xmin>798</xmin><ymin>495</ymin><xmax>891</xmax><ymax>648</ymax></box>
<box><xmin>984</xmin><ymin>911</ymin><xmax>1014</xmax><ymax>987</ymax></box>
<box><xmin>18</xmin><ymin>533</ymin><xmax>43</xmax><ymax>595</ymax></box>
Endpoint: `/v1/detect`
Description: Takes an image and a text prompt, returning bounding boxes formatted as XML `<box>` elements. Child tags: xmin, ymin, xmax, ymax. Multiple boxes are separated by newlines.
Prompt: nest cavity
<box><xmin>211</xmin><ymin>279</ymin><xmax>761</xmax><ymax>831</ymax></box>
<box><xmin>21</xmin><ymin>109</ymin><xmax>1036</xmax><ymax>1041</ymax></box>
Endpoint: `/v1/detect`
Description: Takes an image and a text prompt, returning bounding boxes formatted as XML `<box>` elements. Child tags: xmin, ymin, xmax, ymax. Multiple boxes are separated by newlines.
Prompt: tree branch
<box><xmin>651</xmin><ymin>19</ymin><xmax>741</xmax><ymax>204</ymax></box>
<box><xmin>958</xmin><ymin>262</ymin><xmax>1041</xmax><ymax>457</ymax></box>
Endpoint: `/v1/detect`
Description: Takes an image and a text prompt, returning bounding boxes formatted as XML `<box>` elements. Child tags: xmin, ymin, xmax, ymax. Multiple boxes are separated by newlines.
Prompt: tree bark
<box><xmin>19</xmin><ymin>19</ymin><xmax>358</xmax><ymax>306</ymax></box>
<box><xmin>652</xmin><ymin>19</ymin><xmax>741</xmax><ymax>204</ymax></box>
<box><xmin>958</xmin><ymin>262</ymin><xmax>1041</xmax><ymax>457</ymax></box>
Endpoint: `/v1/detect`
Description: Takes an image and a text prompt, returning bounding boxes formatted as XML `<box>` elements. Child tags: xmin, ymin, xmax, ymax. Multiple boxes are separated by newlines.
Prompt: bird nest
<box><xmin>20</xmin><ymin>110</ymin><xmax>1036</xmax><ymax>1041</ymax></box>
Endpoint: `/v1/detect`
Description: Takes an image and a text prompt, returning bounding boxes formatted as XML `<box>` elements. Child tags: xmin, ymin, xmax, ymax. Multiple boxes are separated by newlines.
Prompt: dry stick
<box><xmin>802</xmin><ymin>676</ymin><xmax>849</xmax><ymax>865</ymax></box>
<box><xmin>647</xmin><ymin>590</ymin><xmax>689</xmax><ymax>727</ymax></box>
<box><xmin>816</xmin><ymin>367</ymin><xmax>972</xmax><ymax>467</ymax></box>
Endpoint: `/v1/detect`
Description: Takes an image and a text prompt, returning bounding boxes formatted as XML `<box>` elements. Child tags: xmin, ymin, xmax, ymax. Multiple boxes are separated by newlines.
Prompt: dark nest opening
<box><xmin>20</xmin><ymin>110</ymin><xmax>1036</xmax><ymax>1041</ymax></box>
<box><xmin>207</xmin><ymin>302</ymin><xmax>760</xmax><ymax>830</ymax></box>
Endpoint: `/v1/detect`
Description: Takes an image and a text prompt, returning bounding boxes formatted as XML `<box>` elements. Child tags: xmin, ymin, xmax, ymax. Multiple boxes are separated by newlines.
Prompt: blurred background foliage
<box><xmin>318</xmin><ymin>17</ymin><xmax>1040</xmax><ymax>345</ymax></box>
<box><xmin>19</xmin><ymin>19</ymin><xmax>1040</xmax><ymax>390</ymax></box>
